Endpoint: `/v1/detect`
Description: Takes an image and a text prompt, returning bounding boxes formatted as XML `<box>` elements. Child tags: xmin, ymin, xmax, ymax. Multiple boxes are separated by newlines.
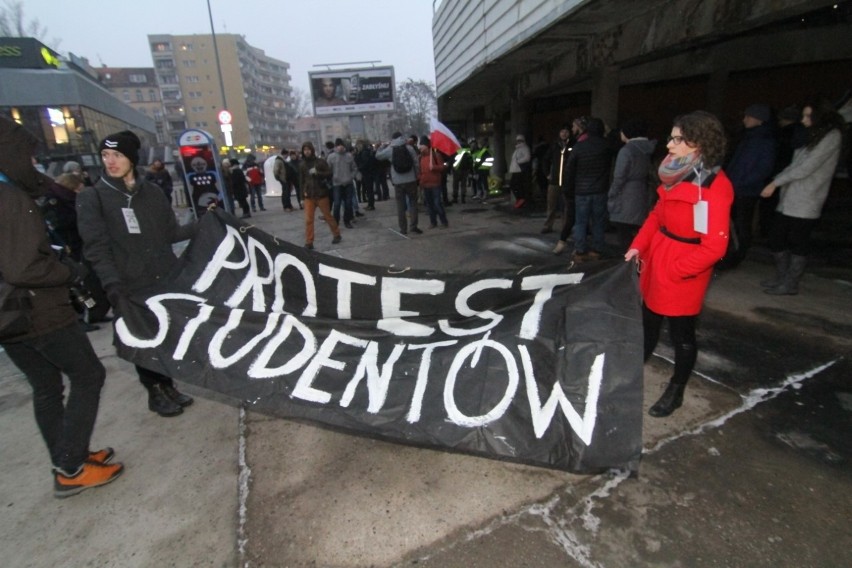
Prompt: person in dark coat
<box><xmin>144</xmin><ymin>159</ymin><xmax>174</xmax><ymax>203</ymax></box>
<box><xmin>76</xmin><ymin>130</ymin><xmax>196</xmax><ymax>417</ymax></box>
<box><xmin>0</xmin><ymin>117</ymin><xmax>124</xmax><ymax>496</ymax></box>
<box><xmin>566</xmin><ymin>117</ymin><xmax>613</xmax><ymax>261</ymax></box>
<box><xmin>719</xmin><ymin>104</ymin><xmax>777</xmax><ymax>268</ymax></box>
<box><xmin>607</xmin><ymin>119</ymin><xmax>657</xmax><ymax>253</ymax></box>
<box><xmin>227</xmin><ymin>158</ymin><xmax>252</xmax><ymax>219</ymax></box>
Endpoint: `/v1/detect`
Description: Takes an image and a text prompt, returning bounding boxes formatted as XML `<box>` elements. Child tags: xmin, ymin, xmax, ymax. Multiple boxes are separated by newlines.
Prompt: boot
<box><xmin>147</xmin><ymin>384</ymin><xmax>183</xmax><ymax>417</ymax></box>
<box><xmin>760</xmin><ymin>251</ymin><xmax>791</xmax><ymax>288</ymax></box>
<box><xmin>648</xmin><ymin>381</ymin><xmax>686</xmax><ymax>417</ymax></box>
<box><xmin>162</xmin><ymin>383</ymin><xmax>194</xmax><ymax>407</ymax></box>
<box><xmin>764</xmin><ymin>254</ymin><xmax>806</xmax><ymax>296</ymax></box>
<box><xmin>552</xmin><ymin>240</ymin><xmax>567</xmax><ymax>255</ymax></box>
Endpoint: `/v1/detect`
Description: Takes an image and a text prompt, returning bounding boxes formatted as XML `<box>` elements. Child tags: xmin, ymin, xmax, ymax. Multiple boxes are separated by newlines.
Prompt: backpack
<box><xmin>392</xmin><ymin>144</ymin><xmax>414</xmax><ymax>173</ymax></box>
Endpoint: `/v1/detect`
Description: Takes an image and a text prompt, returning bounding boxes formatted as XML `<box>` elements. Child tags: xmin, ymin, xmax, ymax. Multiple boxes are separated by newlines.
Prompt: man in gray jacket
<box><xmin>376</xmin><ymin>132</ymin><xmax>421</xmax><ymax>234</ymax></box>
<box><xmin>326</xmin><ymin>138</ymin><xmax>357</xmax><ymax>228</ymax></box>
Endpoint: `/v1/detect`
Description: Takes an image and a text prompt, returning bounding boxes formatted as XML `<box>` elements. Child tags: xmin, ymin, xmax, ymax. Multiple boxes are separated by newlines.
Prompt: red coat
<box><xmin>418</xmin><ymin>151</ymin><xmax>445</xmax><ymax>188</ymax></box>
<box><xmin>629</xmin><ymin>170</ymin><xmax>733</xmax><ymax>316</ymax></box>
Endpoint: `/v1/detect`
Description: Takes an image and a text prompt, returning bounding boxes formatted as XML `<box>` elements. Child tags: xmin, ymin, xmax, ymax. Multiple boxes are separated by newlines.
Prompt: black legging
<box><xmin>642</xmin><ymin>304</ymin><xmax>697</xmax><ymax>386</ymax></box>
<box><xmin>768</xmin><ymin>212</ymin><xmax>817</xmax><ymax>256</ymax></box>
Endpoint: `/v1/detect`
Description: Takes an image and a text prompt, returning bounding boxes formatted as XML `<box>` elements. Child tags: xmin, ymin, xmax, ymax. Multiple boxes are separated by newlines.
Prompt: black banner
<box><xmin>116</xmin><ymin>210</ymin><xmax>644</xmax><ymax>473</ymax></box>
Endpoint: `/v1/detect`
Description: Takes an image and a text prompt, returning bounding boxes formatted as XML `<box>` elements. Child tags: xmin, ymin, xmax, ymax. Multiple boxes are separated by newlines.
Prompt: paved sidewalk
<box><xmin>1</xmin><ymin>193</ymin><xmax>849</xmax><ymax>567</ymax></box>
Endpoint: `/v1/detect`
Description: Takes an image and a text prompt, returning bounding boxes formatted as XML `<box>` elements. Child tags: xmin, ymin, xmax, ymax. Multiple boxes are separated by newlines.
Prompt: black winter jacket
<box><xmin>0</xmin><ymin>119</ymin><xmax>76</xmax><ymax>341</ymax></box>
<box><xmin>76</xmin><ymin>173</ymin><xmax>195</xmax><ymax>293</ymax></box>
<box><xmin>565</xmin><ymin>135</ymin><xmax>613</xmax><ymax>196</ymax></box>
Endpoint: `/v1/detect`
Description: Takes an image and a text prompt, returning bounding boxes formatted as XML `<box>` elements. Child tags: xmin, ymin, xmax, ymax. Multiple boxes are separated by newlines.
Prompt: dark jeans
<box><xmin>375</xmin><ymin>174</ymin><xmax>390</xmax><ymax>201</ymax></box>
<box><xmin>573</xmin><ymin>193</ymin><xmax>607</xmax><ymax>253</ymax></box>
<box><xmin>768</xmin><ymin>212</ymin><xmax>817</xmax><ymax>257</ymax></box>
<box><xmin>642</xmin><ymin>304</ymin><xmax>697</xmax><ymax>386</ymax></box>
<box><xmin>510</xmin><ymin>171</ymin><xmax>530</xmax><ymax>202</ymax></box>
<box><xmin>332</xmin><ymin>183</ymin><xmax>355</xmax><ymax>224</ymax></box>
<box><xmin>357</xmin><ymin>174</ymin><xmax>375</xmax><ymax>207</ymax></box>
<box><xmin>556</xmin><ymin>190</ymin><xmax>576</xmax><ymax>241</ymax></box>
<box><xmin>612</xmin><ymin>222</ymin><xmax>640</xmax><ymax>254</ymax></box>
<box><xmin>452</xmin><ymin>171</ymin><xmax>470</xmax><ymax>202</ymax></box>
<box><xmin>280</xmin><ymin>183</ymin><xmax>294</xmax><ymax>210</ymax></box>
<box><xmin>249</xmin><ymin>185</ymin><xmax>265</xmax><ymax>210</ymax></box>
<box><xmin>394</xmin><ymin>181</ymin><xmax>419</xmax><ymax>232</ymax></box>
<box><xmin>731</xmin><ymin>195</ymin><xmax>759</xmax><ymax>258</ymax></box>
<box><xmin>236</xmin><ymin>196</ymin><xmax>251</xmax><ymax>216</ymax></box>
<box><xmin>423</xmin><ymin>186</ymin><xmax>448</xmax><ymax>227</ymax></box>
<box><xmin>3</xmin><ymin>322</ymin><xmax>106</xmax><ymax>471</ymax></box>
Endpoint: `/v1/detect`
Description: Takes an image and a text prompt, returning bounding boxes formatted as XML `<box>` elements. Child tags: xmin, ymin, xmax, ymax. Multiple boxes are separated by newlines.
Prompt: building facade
<box><xmin>0</xmin><ymin>38</ymin><xmax>156</xmax><ymax>175</ymax></box>
<box><xmin>97</xmin><ymin>67</ymin><xmax>165</xmax><ymax>143</ymax></box>
<box><xmin>433</xmin><ymin>0</ymin><xmax>852</xmax><ymax>176</ymax></box>
<box><xmin>148</xmin><ymin>33</ymin><xmax>296</xmax><ymax>156</ymax></box>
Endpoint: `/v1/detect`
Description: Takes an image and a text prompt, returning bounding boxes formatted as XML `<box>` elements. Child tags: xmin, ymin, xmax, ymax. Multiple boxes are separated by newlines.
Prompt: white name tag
<box><xmin>122</xmin><ymin>207</ymin><xmax>141</xmax><ymax>234</ymax></box>
<box><xmin>693</xmin><ymin>200</ymin><xmax>708</xmax><ymax>234</ymax></box>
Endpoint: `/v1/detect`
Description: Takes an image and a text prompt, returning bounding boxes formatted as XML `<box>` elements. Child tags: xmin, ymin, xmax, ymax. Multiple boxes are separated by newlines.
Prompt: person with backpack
<box><xmin>0</xmin><ymin>117</ymin><xmax>124</xmax><ymax>497</ymax></box>
<box><xmin>376</xmin><ymin>132</ymin><xmax>421</xmax><ymax>235</ymax></box>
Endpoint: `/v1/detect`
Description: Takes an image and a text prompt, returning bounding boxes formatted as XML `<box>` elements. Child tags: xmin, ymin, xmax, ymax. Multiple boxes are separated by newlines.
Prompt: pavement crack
<box><xmin>237</xmin><ymin>406</ymin><xmax>252</xmax><ymax>565</ymax></box>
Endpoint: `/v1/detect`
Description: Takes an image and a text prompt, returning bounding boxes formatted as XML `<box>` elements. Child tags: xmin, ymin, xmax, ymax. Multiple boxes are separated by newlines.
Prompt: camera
<box><xmin>69</xmin><ymin>281</ymin><xmax>96</xmax><ymax>311</ymax></box>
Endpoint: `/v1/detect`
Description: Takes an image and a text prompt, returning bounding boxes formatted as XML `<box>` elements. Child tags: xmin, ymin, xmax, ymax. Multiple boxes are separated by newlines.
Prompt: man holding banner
<box><xmin>77</xmin><ymin>131</ymin><xmax>197</xmax><ymax>417</ymax></box>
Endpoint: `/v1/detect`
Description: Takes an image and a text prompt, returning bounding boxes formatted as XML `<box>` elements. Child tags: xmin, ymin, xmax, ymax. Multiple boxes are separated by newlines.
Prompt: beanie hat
<box><xmin>62</xmin><ymin>160</ymin><xmax>82</xmax><ymax>174</ymax></box>
<box><xmin>99</xmin><ymin>130</ymin><xmax>141</xmax><ymax>166</ymax></box>
<box><xmin>334</xmin><ymin>138</ymin><xmax>345</xmax><ymax>147</ymax></box>
<box><xmin>744</xmin><ymin>104</ymin><xmax>771</xmax><ymax>123</ymax></box>
<box><xmin>778</xmin><ymin>105</ymin><xmax>800</xmax><ymax>122</ymax></box>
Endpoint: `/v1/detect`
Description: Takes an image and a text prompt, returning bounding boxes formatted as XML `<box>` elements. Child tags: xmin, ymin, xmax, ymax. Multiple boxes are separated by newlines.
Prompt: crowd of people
<box><xmin>0</xmin><ymin>93</ymin><xmax>846</xmax><ymax>499</ymax></box>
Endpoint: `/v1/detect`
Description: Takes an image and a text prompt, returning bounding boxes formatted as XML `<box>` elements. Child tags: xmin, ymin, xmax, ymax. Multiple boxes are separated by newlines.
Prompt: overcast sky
<box><xmin>21</xmin><ymin>0</ymin><xmax>437</xmax><ymax>93</ymax></box>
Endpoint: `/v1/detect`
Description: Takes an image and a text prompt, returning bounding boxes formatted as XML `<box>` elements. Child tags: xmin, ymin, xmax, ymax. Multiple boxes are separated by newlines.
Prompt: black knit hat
<box><xmin>99</xmin><ymin>130</ymin><xmax>141</xmax><ymax>166</ymax></box>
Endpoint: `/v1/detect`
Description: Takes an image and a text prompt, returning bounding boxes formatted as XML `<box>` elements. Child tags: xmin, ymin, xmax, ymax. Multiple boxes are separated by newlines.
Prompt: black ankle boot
<box><xmin>649</xmin><ymin>382</ymin><xmax>686</xmax><ymax>418</ymax></box>
<box><xmin>147</xmin><ymin>384</ymin><xmax>183</xmax><ymax>417</ymax></box>
<box><xmin>162</xmin><ymin>384</ymin><xmax>194</xmax><ymax>407</ymax></box>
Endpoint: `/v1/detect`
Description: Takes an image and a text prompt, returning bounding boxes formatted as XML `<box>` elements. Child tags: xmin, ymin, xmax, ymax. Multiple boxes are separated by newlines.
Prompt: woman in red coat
<box><xmin>625</xmin><ymin>111</ymin><xmax>733</xmax><ymax>417</ymax></box>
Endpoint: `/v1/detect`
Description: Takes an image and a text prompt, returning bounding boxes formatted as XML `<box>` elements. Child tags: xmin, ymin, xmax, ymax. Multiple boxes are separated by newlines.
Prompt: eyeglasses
<box><xmin>667</xmin><ymin>135</ymin><xmax>685</xmax><ymax>145</ymax></box>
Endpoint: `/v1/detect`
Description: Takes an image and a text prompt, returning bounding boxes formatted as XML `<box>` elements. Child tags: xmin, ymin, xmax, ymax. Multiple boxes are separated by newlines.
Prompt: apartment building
<box><xmin>97</xmin><ymin>67</ymin><xmax>165</xmax><ymax>143</ymax></box>
<box><xmin>148</xmin><ymin>33</ymin><xmax>296</xmax><ymax>155</ymax></box>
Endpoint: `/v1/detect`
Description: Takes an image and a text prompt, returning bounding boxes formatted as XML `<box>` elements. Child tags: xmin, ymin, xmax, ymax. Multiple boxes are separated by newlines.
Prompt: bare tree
<box><xmin>396</xmin><ymin>79</ymin><xmax>437</xmax><ymax>137</ymax></box>
<box><xmin>291</xmin><ymin>86</ymin><xmax>314</xmax><ymax>118</ymax></box>
<box><xmin>0</xmin><ymin>0</ymin><xmax>57</xmax><ymax>47</ymax></box>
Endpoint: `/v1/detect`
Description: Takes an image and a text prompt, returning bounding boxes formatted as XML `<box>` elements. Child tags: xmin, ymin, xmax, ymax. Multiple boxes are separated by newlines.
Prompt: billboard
<box><xmin>309</xmin><ymin>66</ymin><xmax>395</xmax><ymax>117</ymax></box>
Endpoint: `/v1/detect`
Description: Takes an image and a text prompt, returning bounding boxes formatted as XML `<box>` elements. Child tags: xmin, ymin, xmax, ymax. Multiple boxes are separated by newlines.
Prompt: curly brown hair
<box><xmin>673</xmin><ymin>111</ymin><xmax>727</xmax><ymax>168</ymax></box>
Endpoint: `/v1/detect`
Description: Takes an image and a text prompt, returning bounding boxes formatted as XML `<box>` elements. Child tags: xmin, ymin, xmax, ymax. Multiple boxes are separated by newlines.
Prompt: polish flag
<box><xmin>430</xmin><ymin>117</ymin><xmax>461</xmax><ymax>157</ymax></box>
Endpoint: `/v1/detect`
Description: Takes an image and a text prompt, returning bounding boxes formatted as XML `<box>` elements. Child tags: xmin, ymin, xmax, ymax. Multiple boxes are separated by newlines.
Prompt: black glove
<box><xmin>105</xmin><ymin>283</ymin><xmax>131</xmax><ymax>317</ymax></box>
<box><xmin>60</xmin><ymin>256</ymin><xmax>88</xmax><ymax>284</ymax></box>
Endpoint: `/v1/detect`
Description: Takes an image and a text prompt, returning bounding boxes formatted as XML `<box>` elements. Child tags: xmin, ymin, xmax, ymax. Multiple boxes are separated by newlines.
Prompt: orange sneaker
<box><xmin>54</xmin><ymin>461</ymin><xmax>124</xmax><ymax>498</ymax></box>
<box><xmin>87</xmin><ymin>447</ymin><xmax>115</xmax><ymax>465</ymax></box>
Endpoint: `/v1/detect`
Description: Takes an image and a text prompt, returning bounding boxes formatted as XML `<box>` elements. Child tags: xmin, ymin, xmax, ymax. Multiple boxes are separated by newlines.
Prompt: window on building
<box><xmin>155</xmin><ymin>59</ymin><xmax>175</xmax><ymax>69</ymax></box>
<box><xmin>159</xmin><ymin>74</ymin><xmax>178</xmax><ymax>85</ymax></box>
<box><xmin>122</xmin><ymin>90</ymin><xmax>130</xmax><ymax>102</ymax></box>
<box><xmin>186</xmin><ymin>76</ymin><xmax>199</xmax><ymax>83</ymax></box>
<box><xmin>148</xmin><ymin>89</ymin><xmax>157</xmax><ymax>101</ymax></box>
<box><xmin>180</xmin><ymin>43</ymin><xmax>193</xmax><ymax>51</ymax></box>
<box><xmin>136</xmin><ymin>89</ymin><xmax>144</xmax><ymax>102</ymax></box>
<box><xmin>151</xmin><ymin>42</ymin><xmax>172</xmax><ymax>52</ymax></box>
<box><xmin>182</xmin><ymin>60</ymin><xmax>196</xmax><ymax>67</ymax></box>
<box><xmin>129</xmin><ymin>74</ymin><xmax>148</xmax><ymax>83</ymax></box>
